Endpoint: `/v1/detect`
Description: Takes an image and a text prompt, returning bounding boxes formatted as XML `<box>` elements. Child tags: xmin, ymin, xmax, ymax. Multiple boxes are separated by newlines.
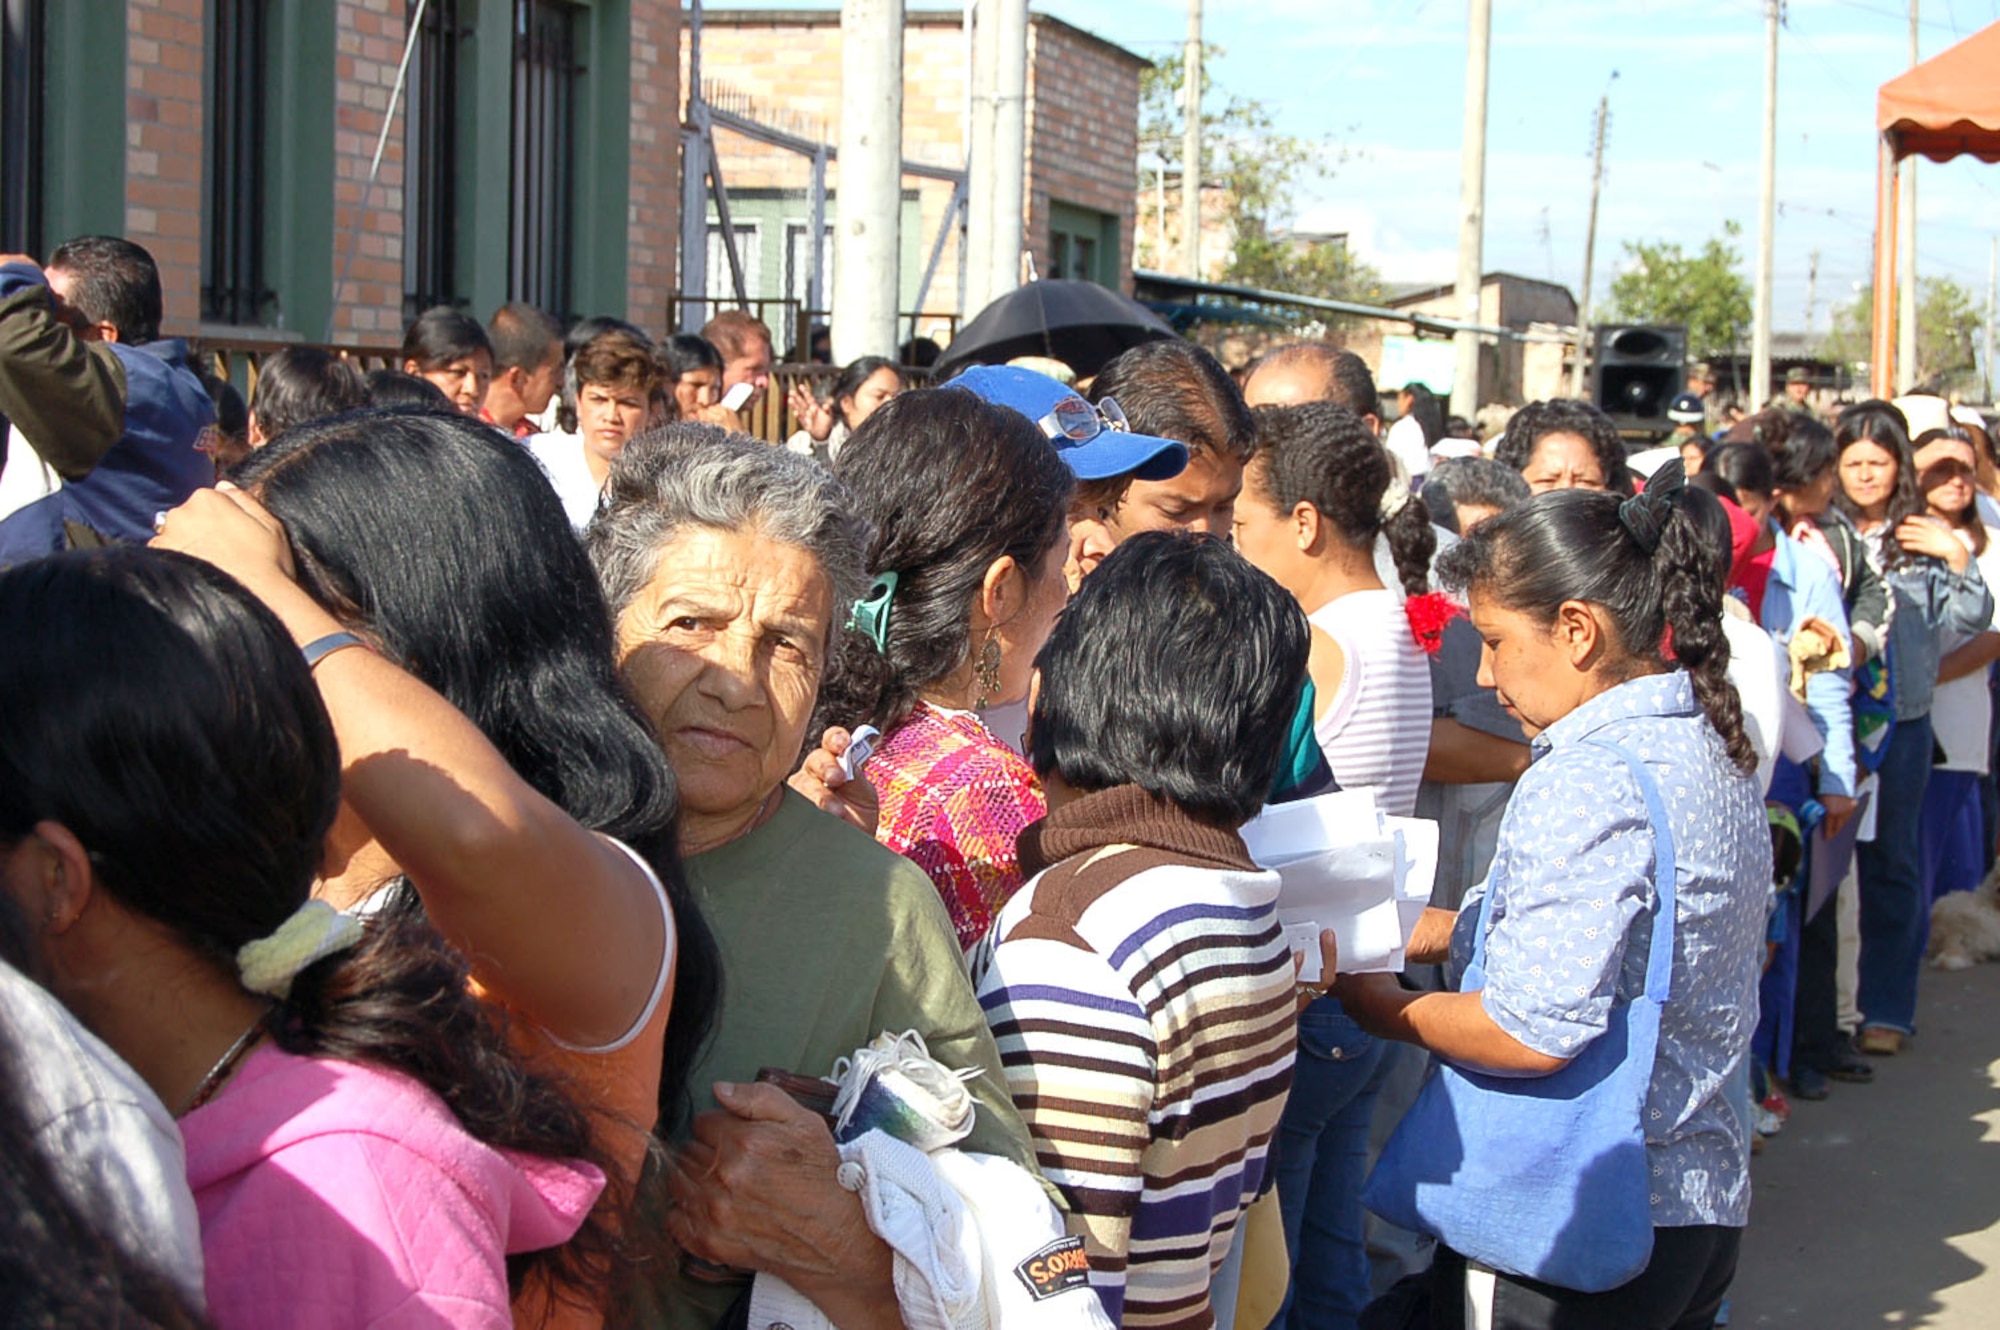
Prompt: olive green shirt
<box><xmin>630</xmin><ymin>789</ymin><xmax>1042</xmax><ymax>1330</ymax></box>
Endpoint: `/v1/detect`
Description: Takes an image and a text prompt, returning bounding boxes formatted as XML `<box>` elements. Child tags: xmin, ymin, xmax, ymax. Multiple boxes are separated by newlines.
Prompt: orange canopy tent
<box><xmin>1873</xmin><ymin>21</ymin><xmax>2000</xmax><ymax>395</ymax></box>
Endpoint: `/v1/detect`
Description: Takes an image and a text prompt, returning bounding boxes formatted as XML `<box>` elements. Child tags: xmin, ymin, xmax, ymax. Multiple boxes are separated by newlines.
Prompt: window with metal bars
<box><xmin>510</xmin><ymin>0</ymin><xmax>577</xmax><ymax>321</ymax></box>
<box><xmin>0</xmin><ymin>0</ymin><xmax>42</xmax><ymax>257</ymax></box>
<box><xmin>203</xmin><ymin>0</ymin><xmax>271</xmax><ymax>325</ymax></box>
<box><xmin>402</xmin><ymin>0</ymin><xmax>463</xmax><ymax>319</ymax></box>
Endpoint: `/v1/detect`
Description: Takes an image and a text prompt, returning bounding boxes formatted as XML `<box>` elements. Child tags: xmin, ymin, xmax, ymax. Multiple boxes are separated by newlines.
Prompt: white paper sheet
<box><xmin>1242</xmin><ymin>791</ymin><xmax>1439</xmax><ymax>976</ymax></box>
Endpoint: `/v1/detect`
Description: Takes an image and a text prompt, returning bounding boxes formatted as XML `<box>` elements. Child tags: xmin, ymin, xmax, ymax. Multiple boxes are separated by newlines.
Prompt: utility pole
<box><xmin>1897</xmin><ymin>1</ymin><xmax>1919</xmax><ymax>392</ymax></box>
<box><xmin>991</xmin><ymin>0</ymin><xmax>1027</xmax><ymax>298</ymax></box>
<box><xmin>1181</xmin><ymin>0</ymin><xmax>1202</xmax><ymax>279</ymax></box>
<box><xmin>1751</xmin><ymin>0</ymin><xmax>1778</xmax><ymax>409</ymax></box>
<box><xmin>1573</xmin><ymin>88</ymin><xmax>1611</xmax><ymax>399</ymax></box>
<box><xmin>832</xmin><ymin>0</ymin><xmax>904</xmax><ymax>360</ymax></box>
<box><xmin>1804</xmin><ymin>249</ymin><xmax>1819</xmax><ymax>334</ymax></box>
<box><xmin>962</xmin><ymin>0</ymin><xmax>996</xmax><ymax>317</ymax></box>
<box><xmin>1449</xmin><ymin>0</ymin><xmax>1492</xmax><ymax>421</ymax></box>
<box><xmin>1985</xmin><ymin>234</ymin><xmax>1995</xmax><ymax>404</ymax></box>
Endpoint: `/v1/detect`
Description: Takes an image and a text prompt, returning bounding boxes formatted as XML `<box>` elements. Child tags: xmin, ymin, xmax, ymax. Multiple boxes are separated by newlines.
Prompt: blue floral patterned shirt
<box><xmin>1450</xmin><ymin>670</ymin><xmax>1771</xmax><ymax>1227</ymax></box>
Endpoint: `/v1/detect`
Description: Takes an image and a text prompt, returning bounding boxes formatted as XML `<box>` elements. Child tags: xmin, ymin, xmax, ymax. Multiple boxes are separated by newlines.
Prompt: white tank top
<box><xmin>1308</xmin><ymin>588</ymin><xmax>1434</xmax><ymax>817</ymax></box>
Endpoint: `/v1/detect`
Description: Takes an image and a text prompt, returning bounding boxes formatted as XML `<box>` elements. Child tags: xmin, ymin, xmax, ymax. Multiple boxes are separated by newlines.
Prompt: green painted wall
<box><xmin>40</xmin><ymin>3</ymin><xmax>126</xmax><ymax>247</ymax></box>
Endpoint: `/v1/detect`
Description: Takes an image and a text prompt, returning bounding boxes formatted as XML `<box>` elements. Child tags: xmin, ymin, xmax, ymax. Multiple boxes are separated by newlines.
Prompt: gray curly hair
<box><xmin>586</xmin><ymin>423</ymin><xmax>873</xmax><ymax>645</ymax></box>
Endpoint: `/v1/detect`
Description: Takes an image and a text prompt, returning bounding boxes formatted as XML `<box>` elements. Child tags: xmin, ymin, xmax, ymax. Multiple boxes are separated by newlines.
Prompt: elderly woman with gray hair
<box><xmin>587</xmin><ymin>424</ymin><xmax>1093</xmax><ymax>1330</ymax></box>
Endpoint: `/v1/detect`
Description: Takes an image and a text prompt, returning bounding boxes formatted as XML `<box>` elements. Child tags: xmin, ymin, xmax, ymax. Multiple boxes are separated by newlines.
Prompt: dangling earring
<box><xmin>973</xmin><ymin>632</ymin><xmax>1004</xmax><ymax>710</ymax></box>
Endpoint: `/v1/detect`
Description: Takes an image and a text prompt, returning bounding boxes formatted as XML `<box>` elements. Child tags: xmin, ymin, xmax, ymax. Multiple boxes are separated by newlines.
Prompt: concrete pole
<box><xmin>1181</xmin><ymin>0</ymin><xmax>1202</xmax><ymax>279</ymax></box>
<box><xmin>962</xmin><ymin>0</ymin><xmax>996</xmax><ymax>318</ymax></box>
<box><xmin>1985</xmin><ymin>234</ymin><xmax>1995</xmax><ymax>404</ymax></box>
<box><xmin>1573</xmin><ymin>93</ymin><xmax>1609</xmax><ymax>400</ymax></box>
<box><xmin>833</xmin><ymin>0</ymin><xmax>905</xmax><ymax>360</ymax></box>
<box><xmin>1751</xmin><ymin>0</ymin><xmax>1778</xmax><ymax>409</ymax></box>
<box><xmin>1897</xmin><ymin>1</ymin><xmax>1919</xmax><ymax>392</ymax></box>
<box><xmin>991</xmin><ymin>0</ymin><xmax>1028</xmax><ymax>296</ymax></box>
<box><xmin>1449</xmin><ymin>0</ymin><xmax>1491</xmax><ymax>420</ymax></box>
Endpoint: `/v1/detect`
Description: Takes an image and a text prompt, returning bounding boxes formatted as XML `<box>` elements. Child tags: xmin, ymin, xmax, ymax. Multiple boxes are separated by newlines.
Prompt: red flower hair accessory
<box><xmin>1405</xmin><ymin>592</ymin><xmax>1462</xmax><ymax>657</ymax></box>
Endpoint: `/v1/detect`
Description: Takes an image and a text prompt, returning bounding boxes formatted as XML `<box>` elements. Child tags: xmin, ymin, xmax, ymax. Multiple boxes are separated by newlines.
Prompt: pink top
<box><xmin>182</xmin><ymin>1043</ymin><xmax>604</xmax><ymax>1330</ymax></box>
<box><xmin>871</xmin><ymin>702</ymin><xmax>1048</xmax><ymax>949</ymax></box>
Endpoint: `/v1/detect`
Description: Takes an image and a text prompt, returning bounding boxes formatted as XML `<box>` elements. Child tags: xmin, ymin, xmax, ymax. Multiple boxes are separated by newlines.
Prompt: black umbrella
<box><xmin>934</xmin><ymin>280</ymin><xmax>1178</xmax><ymax>381</ymax></box>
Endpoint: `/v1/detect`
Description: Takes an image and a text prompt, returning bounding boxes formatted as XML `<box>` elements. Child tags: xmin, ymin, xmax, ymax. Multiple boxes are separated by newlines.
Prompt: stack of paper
<box><xmin>1240</xmin><ymin>789</ymin><xmax>1438</xmax><ymax>977</ymax></box>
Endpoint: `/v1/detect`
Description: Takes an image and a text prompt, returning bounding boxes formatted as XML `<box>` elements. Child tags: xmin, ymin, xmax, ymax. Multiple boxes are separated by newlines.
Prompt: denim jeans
<box><xmin>1856</xmin><ymin>713</ymin><xmax>1935</xmax><ymax>1034</ymax></box>
<box><xmin>1272</xmin><ymin>996</ymin><xmax>1388</xmax><ymax>1329</ymax></box>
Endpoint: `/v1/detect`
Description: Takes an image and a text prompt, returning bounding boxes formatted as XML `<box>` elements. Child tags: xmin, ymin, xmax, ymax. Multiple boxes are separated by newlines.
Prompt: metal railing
<box><xmin>197</xmin><ymin>336</ymin><xmax>404</xmax><ymax>399</ymax></box>
<box><xmin>665</xmin><ymin>294</ymin><xmax>962</xmax><ymax>362</ymax></box>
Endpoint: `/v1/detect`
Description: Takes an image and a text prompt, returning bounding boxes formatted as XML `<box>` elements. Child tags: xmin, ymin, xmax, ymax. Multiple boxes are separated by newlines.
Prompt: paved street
<box><xmin>1732</xmin><ymin>963</ymin><xmax>2000</xmax><ymax>1327</ymax></box>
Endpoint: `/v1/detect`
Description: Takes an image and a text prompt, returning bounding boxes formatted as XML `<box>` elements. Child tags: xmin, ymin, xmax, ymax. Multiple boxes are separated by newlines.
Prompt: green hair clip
<box><xmin>849</xmin><ymin>572</ymin><xmax>900</xmax><ymax>654</ymax></box>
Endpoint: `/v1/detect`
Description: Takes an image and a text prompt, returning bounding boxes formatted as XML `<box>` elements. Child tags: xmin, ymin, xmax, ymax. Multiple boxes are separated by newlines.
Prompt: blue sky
<box><xmin>713</xmin><ymin>1</ymin><xmax>2000</xmax><ymax>332</ymax></box>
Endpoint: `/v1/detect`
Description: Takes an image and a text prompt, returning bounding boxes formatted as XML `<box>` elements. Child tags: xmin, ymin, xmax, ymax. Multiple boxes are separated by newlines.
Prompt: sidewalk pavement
<box><xmin>1731</xmin><ymin>962</ymin><xmax>2000</xmax><ymax>1326</ymax></box>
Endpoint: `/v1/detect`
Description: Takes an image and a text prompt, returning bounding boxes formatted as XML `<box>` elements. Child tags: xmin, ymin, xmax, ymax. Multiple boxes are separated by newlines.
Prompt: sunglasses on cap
<box><xmin>1036</xmin><ymin>394</ymin><xmax>1131</xmax><ymax>444</ymax></box>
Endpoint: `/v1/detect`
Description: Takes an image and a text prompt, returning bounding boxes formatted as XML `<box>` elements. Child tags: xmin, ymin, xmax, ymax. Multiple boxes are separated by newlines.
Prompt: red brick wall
<box><xmin>331</xmin><ymin>0</ymin><xmax>408</xmax><ymax>339</ymax></box>
<box><xmin>629</xmin><ymin>0</ymin><xmax>682</xmax><ymax>329</ymax></box>
<box><xmin>1025</xmin><ymin>18</ymin><xmax>1141</xmax><ymax>294</ymax></box>
<box><xmin>124</xmin><ymin>0</ymin><xmax>205</xmax><ymax>334</ymax></box>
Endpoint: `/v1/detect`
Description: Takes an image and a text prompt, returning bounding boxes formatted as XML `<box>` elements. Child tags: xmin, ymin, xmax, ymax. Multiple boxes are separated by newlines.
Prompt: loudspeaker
<box><xmin>1592</xmin><ymin>325</ymin><xmax>1687</xmax><ymax>426</ymax></box>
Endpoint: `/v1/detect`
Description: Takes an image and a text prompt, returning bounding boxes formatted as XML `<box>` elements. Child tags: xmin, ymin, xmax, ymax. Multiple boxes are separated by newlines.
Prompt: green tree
<box><xmin>1139</xmin><ymin>51</ymin><xmax>1381</xmax><ymax>305</ymax></box>
<box><xmin>1605</xmin><ymin>223</ymin><xmax>1753</xmax><ymax>359</ymax></box>
<box><xmin>1825</xmin><ymin>276</ymin><xmax>1982</xmax><ymax>392</ymax></box>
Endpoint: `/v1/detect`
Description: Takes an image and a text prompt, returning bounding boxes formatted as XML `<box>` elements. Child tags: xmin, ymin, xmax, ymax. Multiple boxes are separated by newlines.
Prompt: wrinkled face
<box><xmin>1520</xmin><ymin>431</ymin><xmax>1607</xmax><ymax>494</ymax></box>
<box><xmin>673</xmin><ymin>366</ymin><xmax>722</xmax><ymax>420</ymax></box>
<box><xmin>577</xmin><ymin>381</ymin><xmax>650</xmax><ymax>465</ymax></box>
<box><xmin>1470</xmin><ymin>591</ymin><xmax>1591</xmax><ymax>740</ymax></box>
<box><xmin>614</xmin><ymin>526</ymin><xmax>834</xmax><ymax>849</ymax></box>
<box><xmin>841</xmin><ymin>368</ymin><xmax>902</xmax><ymax>429</ymax></box>
<box><xmin>1839</xmin><ymin>439</ymin><xmax>1899</xmax><ymax>518</ymax></box>
<box><xmin>1107</xmin><ymin>450</ymin><xmax>1244</xmax><ymax>539</ymax></box>
<box><xmin>1916</xmin><ymin>438</ymin><xmax>1979</xmax><ymax>520</ymax></box>
<box><xmin>411</xmin><ymin>352</ymin><xmax>494</xmax><ymax>416</ymax></box>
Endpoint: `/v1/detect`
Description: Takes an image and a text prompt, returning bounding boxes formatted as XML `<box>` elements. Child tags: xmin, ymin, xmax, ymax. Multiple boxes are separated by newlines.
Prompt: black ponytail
<box><xmin>1250</xmin><ymin>401</ymin><xmax>1435</xmax><ymax>596</ymax></box>
<box><xmin>0</xmin><ymin>549</ymin><xmax>629</xmax><ymax>1321</ymax></box>
<box><xmin>1437</xmin><ymin>482</ymin><xmax>1757</xmax><ymax>775</ymax></box>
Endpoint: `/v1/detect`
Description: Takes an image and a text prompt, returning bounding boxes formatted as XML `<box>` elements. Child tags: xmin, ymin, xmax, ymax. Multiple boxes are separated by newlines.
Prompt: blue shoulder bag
<box><xmin>1361</xmin><ymin>739</ymin><xmax>1674</xmax><ymax>1293</ymax></box>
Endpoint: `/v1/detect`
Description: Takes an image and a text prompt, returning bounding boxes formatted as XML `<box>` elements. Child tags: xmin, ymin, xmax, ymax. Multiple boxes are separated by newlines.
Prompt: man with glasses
<box><xmin>0</xmin><ymin>236</ymin><xmax>213</xmax><ymax>562</ymax></box>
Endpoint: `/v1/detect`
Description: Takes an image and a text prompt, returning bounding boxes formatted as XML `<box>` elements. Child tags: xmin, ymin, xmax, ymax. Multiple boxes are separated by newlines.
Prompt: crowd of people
<box><xmin>0</xmin><ymin>233</ymin><xmax>1990</xmax><ymax>1330</ymax></box>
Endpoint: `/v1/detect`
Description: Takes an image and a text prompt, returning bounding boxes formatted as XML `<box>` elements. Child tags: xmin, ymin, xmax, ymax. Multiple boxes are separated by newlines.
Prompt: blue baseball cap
<box><xmin>948</xmin><ymin>364</ymin><xmax>1189</xmax><ymax>483</ymax></box>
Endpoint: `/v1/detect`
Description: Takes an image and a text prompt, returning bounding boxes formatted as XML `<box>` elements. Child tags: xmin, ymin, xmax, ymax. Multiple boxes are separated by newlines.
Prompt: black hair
<box><xmin>1677</xmin><ymin>470</ymin><xmax>1737</xmax><ymax>592</ymax></box>
<box><xmin>660</xmin><ymin>333</ymin><xmax>723</xmax><ymax>381</ymax></box>
<box><xmin>1399</xmin><ymin>381</ymin><xmax>1447</xmax><ymax>449</ymax></box>
<box><xmin>363</xmin><ymin>367</ymin><xmax>454</xmax><ymax>411</ymax></box>
<box><xmin>815</xmin><ymin>389</ymin><xmax>1075</xmax><ymax>736</ymax></box>
<box><xmin>250</xmin><ymin>348</ymin><xmax>370</xmax><ymax>441</ymax></box>
<box><xmin>232</xmin><ymin>412</ymin><xmax>720</xmax><ymax>1136</ymax></box>
<box><xmin>1438</xmin><ymin>483</ymin><xmax>1756</xmax><ymax>774</ymax></box>
<box><xmin>47</xmin><ymin>235</ymin><xmax>163</xmax><ymax>344</ymax></box>
<box><xmin>1914</xmin><ymin>425</ymin><xmax>1988</xmax><ymax>555</ymax></box>
<box><xmin>1089</xmin><ymin>339</ymin><xmax>1257</xmax><ymax>463</ymax></box>
<box><xmin>1247</xmin><ymin>343</ymin><xmax>1381</xmax><ymax>418</ymax></box>
<box><xmin>1030</xmin><ymin>531</ymin><xmax>1310</xmax><ymax>826</ymax></box>
<box><xmin>1687</xmin><ymin>468</ymin><xmax>1739</xmax><ymax>505</ymax></box>
<box><xmin>899</xmin><ymin>335</ymin><xmax>942</xmax><ymax>369</ymax></box>
<box><xmin>832</xmin><ymin>355</ymin><xmax>903</xmax><ymax>426</ymax></box>
<box><xmin>1249</xmin><ymin>401</ymin><xmax>1435</xmax><ymax>595</ymax></box>
<box><xmin>0</xmin><ymin>548</ymin><xmax>623</xmax><ymax>1311</ymax></box>
<box><xmin>1492</xmin><ymin>398</ymin><xmax>1632</xmax><ymax>495</ymax></box>
<box><xmin>1418</xmin><ymin>456</ymin><xmax>1530</xmax><ymax>535</ymax></box>
<box><xmin>1764</xmin><ymin>413</ymin><xmax>1837</xmax><ymax>494</ymax></box>
<box><xmin>488</xmin><ymin>302</ymin><xmax>564</xmax><ymax>374</ymax></box>
<box><xmin>1705</xmin><ymin>442</ymin><xmax>1774</xmax><ymax>499</ymax></box>
<box><xmin>1834</xmin><ymin>399</ymin><xmax>1925</xmax><ymax>567</ymax></box>
<box><xmin>399</xmin><ymin>306</ymin><xmax>495</xmax><ymax>370</ymax></box>
<box><xmin>196</xmin><ymin>366</ymin><xmax>251</xmax><ymax>473</ymax></box>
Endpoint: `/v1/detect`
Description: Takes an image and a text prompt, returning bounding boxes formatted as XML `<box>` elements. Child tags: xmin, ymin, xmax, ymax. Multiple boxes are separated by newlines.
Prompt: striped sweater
<box><xmin>970</xmin><ymin>786</ymin><xmax>1297</xmax><ymax>1330</ymax></box>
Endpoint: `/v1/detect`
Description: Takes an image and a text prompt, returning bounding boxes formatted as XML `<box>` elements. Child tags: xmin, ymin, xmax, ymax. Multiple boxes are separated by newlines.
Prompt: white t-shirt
<box><xmin>523</xmin><ymin>431</ymin><xmax>606</xmax><ymax>533</ymax></box>
<box><xmin>1308</xmin><ymin>588</ymin><xmax>1434</xmax><ymax>817</ymax></box>
<box><xmin>0</xmin><ymin>959</ymin><xmax>207</xmax><ymax>1308</ymax></box>
<box><xmin>1383</xmin><ymin>415</ymin><xmax>1431</xmax><ymax>482</ymax></box>
<box><xmin>1721</xmin><ymin>608</ymin><xmax>1821</xmax><ymax>796</ymax></box>
<box><xmin>1932</xmin><ymin>528</ymin><xmax>2000</xmax><ymax>773</ymax></box>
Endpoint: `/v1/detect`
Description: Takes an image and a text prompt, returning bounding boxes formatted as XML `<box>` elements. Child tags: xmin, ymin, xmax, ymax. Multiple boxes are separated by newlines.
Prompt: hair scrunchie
<box><xmin>237</xmin><ymin>899</ymin><xmax>365</xmax><ymax>999</ymax></box>
<box><xmin>1617</xmin><ymin>476</ymin><xmax>1682</xmax><ymax>556</ymax></box>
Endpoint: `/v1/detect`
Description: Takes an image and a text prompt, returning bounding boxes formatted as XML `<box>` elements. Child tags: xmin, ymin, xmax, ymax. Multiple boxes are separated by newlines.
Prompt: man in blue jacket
<box><xmin>0</xmin><ymin>236</ymin><xmax>213</xmax><ymax>562</ymax></box>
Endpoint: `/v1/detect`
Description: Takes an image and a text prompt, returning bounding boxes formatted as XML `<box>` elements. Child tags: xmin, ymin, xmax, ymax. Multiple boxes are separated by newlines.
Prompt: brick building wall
<box><xmin>683</xmin><ymin>9</ymin><xmax>1145</xmax><ymax>319</ymax></box>
<box><xmin>331</xmin><ymin>0</ymin><xmax>407</xmax><ymax>339</ymax></box>
<box><xmin>629</xmin><ymin>1</ymin><xmax>684</xmax><ymax>330</ymax></box>
<box><xmin>1024</xmin><ymin>17</ymin><xmax>1141</xmax><ymax>291</ymax></box>
<box><xmin>124</xmin><ymin>0</ymin><xmax>205</xmax><ymax>335</ymax></box>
